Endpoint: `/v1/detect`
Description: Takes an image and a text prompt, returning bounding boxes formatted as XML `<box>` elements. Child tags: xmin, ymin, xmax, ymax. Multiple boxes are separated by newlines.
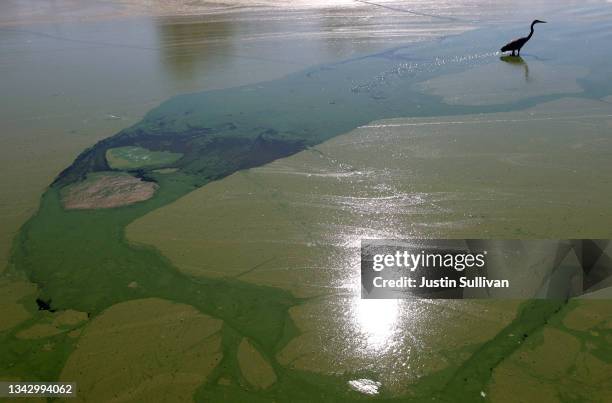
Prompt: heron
<box><xmin>501</xmin><ymin>20</ymin><xmax>546</xmax><ymax>56</ymax></box>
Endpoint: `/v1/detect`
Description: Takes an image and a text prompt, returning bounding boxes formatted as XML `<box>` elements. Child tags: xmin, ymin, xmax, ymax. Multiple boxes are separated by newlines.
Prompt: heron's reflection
<box><xmin>500</xmin><ymin>55</ymin><xmax>530</xmax><ymax>81</ymax></box>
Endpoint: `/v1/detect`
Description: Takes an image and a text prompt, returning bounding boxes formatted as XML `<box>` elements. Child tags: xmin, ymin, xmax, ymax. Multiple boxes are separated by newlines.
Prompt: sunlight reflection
<box><xmin>328</xmin><ymin>173</ymin><xmax>410</xmax><ymax>353</ymax></box>
<box><xmin>352</xmin><ymin>298</ymin><xmax>401</xmax><ymax>350</ymax></box>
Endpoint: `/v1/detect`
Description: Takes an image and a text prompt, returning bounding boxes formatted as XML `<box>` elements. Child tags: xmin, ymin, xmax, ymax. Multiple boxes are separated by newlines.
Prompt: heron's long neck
<box><xmin>527</xmin><ymin>24</ymin><xmax>535</xmax><ymax>39</ymax></box>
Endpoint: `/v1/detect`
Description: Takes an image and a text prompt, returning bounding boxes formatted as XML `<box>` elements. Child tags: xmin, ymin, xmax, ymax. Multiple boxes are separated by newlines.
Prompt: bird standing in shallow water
<box><xmin>501</xmin><ymin>20</ymin><xmax>547</xmax><ymax>56</ymax></box>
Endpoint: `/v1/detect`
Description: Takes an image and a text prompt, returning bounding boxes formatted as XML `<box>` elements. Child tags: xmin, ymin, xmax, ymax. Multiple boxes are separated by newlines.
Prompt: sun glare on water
<box><xmin>352</xmin><ymin>298</ymin><xmax>401</xmax><ymax>349</ymax></box>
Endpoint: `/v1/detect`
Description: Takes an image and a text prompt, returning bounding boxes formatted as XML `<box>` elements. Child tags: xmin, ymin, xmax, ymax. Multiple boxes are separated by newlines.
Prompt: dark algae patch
<box><xmin>35</xmin><ymin>298</ymin><xmax>55</xmax><ymax>312</ymax></box>
<box><xmin>4</xmin><ymin>22</ymin><xmax>612</xmax><ymax>401</ymax></box>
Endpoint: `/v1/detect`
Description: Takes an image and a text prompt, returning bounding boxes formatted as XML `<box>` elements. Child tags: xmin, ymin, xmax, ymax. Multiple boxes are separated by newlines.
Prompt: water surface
<box><xmin>2</xmin><ymin>0</ymin><xmax>612</xmax><ymax>401</ymax></box>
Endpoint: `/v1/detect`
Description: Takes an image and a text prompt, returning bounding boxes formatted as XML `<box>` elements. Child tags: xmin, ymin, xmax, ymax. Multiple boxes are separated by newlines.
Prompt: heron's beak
<box><xmin>540</xmin><ymin>20</ymin><xmax>547</xmax><ymax>23</ymax></box>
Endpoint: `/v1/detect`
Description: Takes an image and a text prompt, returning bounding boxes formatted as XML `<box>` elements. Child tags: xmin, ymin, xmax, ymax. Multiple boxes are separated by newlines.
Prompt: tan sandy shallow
<box><xmin>7</xmin><ymin>304</ymin><xmax>88</xmax><ymax>340</ymax></box>
<box><xmin>0</xmin><ymin>277</ymin><xmax>37</xmax><ymax>332</ymax></box>
<box><xmin>489</xmin><ymin>301</ymin><xmax>612</xmax><ymax>402</ymax></box>
<box><xmin>60</xmin><ymin>298</ymin><xmax>223</xmax><ymax>402</ymax></box>
<box><xmin>237</xmin><ymin>338</ymin><xmax>277</xmax><ymax>389</ymax></box>
<box><xmin>53</xmin><ymin>310</ymin><xmax>89</xmax><ymax>327</ymax></box>
<box><xmin>62</xmin><ymin>172</ymin><xmax>158</xmax><ymax>210</ymax></box>
<box><xmin>562</xmin><ymin>300</ymin><xmax>612</xmax><ymax>331</ymax></box>
<box><xmin>15</xmin><ymin>309</ymin><xmax>88</xmax><ymax>340</ymax></box>
<box><xmin>16</xmin><ymin>324</ymin><xmax>65</xmax><ymax>340</ymax></box>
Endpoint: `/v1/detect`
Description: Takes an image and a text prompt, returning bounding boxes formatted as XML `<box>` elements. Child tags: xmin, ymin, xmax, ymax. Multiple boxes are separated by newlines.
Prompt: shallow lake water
<box><xmin>2</xmin><ymin>0</ymin><xmax>612</xmax><ymax>401</ymax></box>
<box><xmin>0</xmin><ymin>0</ymin><xmax>487</xmax><ymax>270</ymax></box>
